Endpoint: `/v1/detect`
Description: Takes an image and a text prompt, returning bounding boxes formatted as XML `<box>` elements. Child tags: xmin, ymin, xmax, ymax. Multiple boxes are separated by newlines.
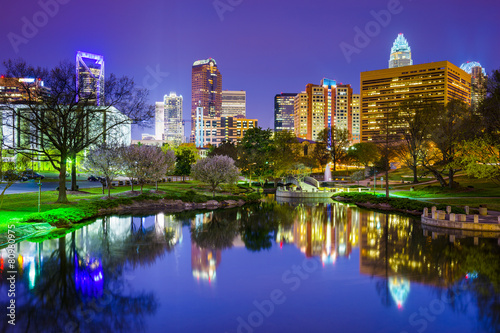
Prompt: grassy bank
<box><xmin>335</xmin><ymin>192</ymin><xmax>466</xmax><ymax>215</ymax></box>
<box><xmin>0</xmin><ymin>181</ymin><xmax>258</xmax><ymax>232</ymax></box>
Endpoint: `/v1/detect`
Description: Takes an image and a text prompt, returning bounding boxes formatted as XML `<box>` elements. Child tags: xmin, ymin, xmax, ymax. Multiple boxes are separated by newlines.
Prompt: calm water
<box><xmin>0</xmin><ymin>200</ymin><xmax>499</xmax><ymax>333</ymax></box>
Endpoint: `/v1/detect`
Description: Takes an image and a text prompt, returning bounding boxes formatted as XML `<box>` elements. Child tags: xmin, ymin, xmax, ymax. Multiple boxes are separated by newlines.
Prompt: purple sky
<box><xmin>2</xmin><ymin>0</ymin><xmax>499</xmax><ymax>139</ymax></box>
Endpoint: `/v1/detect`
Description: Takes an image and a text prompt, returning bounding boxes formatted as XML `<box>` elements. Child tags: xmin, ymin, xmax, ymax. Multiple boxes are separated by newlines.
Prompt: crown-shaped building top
<box><xmin>389</xmin><ymin>33</ymin><xmax>413</xmax><ymax>68</ymax></box>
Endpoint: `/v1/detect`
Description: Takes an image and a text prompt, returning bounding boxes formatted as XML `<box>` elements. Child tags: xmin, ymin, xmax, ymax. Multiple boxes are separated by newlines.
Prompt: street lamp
<box><xmin>37</xmin><ymin>178</ymin><xmax>42</xmax><ymax>213</ymax></box>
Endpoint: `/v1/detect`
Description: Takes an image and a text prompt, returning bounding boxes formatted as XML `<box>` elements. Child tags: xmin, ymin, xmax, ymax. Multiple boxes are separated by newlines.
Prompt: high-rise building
<box><xmin>191</xmin><ymin>58</ymin><xmax>222</xmax><ymax>142</ymax></box>
<box><xmin>195</xmin><ymin>116</ymin><xmax>257</xmax><ymax>147</ymax></box>
<box><xmin>389</xmin><ymin>33</ymin><xmax>413</xmax><ymax>69</ymax></box>
<box><xmin>274</xmin><ymin>93</ymin><xmax>297</xmax><ymax>132</ymax></box>
<box><xmin>360</xmin><ymin>61</ymin><xmax>471</xmax><ymax>142</ymax></box>
<box><xmin>351</xmin><ymin>94</ymin><xmax>361</xmax><ymax>144</ymax></box>
<box><xmin>460</xmin><ymin>61</ymin><xmax>487</xmax><ymax>110</ymax></box>
<box><xmin>76</xmin><ymin>51</ymin><xmax>105</xmax><ymax>105</ymax></box>
<box><xmin>155</xmin><ymin>92</ymin><xmax>183</xmax><ymax>146</ymax></box>
<box><xmin>221</xmin><ymin>90</ymin><xmax>246</xmax><ymax>117</ymax></box>
<box><xmin>0</xmin><ymin>77</ymin><xmax>49</xmax><ymax>103</ymax></box>
<box><xmin>293</xmin><ymin>79</ymin><xmax>358</xmax><ymax>142</ymax></box>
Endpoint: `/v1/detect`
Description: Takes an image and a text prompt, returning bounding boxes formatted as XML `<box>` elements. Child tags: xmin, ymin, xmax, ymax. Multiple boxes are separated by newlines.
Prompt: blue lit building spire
<box><xmin>389</xmin><ymin>33</ymin><xmax>413</xmax><ymax>68</ymax></box>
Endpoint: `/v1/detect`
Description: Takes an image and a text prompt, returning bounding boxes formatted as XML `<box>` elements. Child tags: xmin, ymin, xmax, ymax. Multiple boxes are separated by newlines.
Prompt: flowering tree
<box><xmin>191</xmin><ymin>155</ymin><xmax>240</xmax><ymax>197</ymax></box>
<box><xmin>83</xmin><ymin>145</ymin><xmax>122</xmax><ymax>198</ymax></box>
<box><xmin>121</xmin><ymin>145</ymin><xmax>176</xmax><ymax>193</ymax></box>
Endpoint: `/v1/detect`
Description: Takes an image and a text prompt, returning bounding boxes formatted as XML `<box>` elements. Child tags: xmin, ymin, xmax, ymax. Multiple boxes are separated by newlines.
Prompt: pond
<box><xmin>0</xmin><ymin>200</ymin><xmax>499</xmax><ymax>333</ymax></box>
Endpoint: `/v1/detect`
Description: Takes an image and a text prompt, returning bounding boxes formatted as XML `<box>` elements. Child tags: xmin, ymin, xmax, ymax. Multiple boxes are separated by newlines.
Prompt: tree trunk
<box><xmin>131</xmin><ymin>178</ymin><xmax>134</xmax><ymax>191</ymax></box>
<box><xmin>155</xmin><ymin>181</ymin><xmax>158</xmax><ymax>191</ymax></box>
<box><xmin>448</xmin><ymin>168</ymin><xmax>455</xmax><ymax>189</ymax></box>
<box><xmin>107</xmin><ymin>178</ymin><xmax>111</xmax><ymax>198</ymax></box>
<box><xmin>412</xmin><ymin>155</ymin><xmax>419</xmax><ymax>184</ymax></box>
<box><xmin>71</xmin><ymin>153</ymin><xmax>78</xmax><ymax>191</ymax></box>
<box><xmin>140</xmin><ymin>183</ymin><xmax>143</xmax><ymax>194</ymax></box>
<box><xmin>385</xmin><ymin>168</ymin><xmax>389</xmax><ymax>198</ymax></box>
<box><xmin>56</xmin><ymin>160</ymin><xmax>68</xmax><ymax>203</ymax></box>
<box><xmin>424</xmin><ymin>165</ymin><xmax>448</xmax><ymax>187</ymax></box>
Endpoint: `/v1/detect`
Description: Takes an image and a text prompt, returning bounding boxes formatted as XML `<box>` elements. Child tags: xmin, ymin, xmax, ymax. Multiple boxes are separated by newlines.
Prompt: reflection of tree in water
<box><xmin>123</xmin><ymin>215</ymin><xmax>176</xmax><ymax>268</ymax></box>
<box><xmin>238</xmin><ymin>203</ymin><xmax>295</xmax><ymax>252</ymax></box>
<box><xmin>0</xmin><ymin>214</ymin><xmax>177</xmax><ymax>333</ymax></box>
<box><xmin>190</xmin><ymin>210</ymin><xmax>239</xmax><ymax>250</ymax></box>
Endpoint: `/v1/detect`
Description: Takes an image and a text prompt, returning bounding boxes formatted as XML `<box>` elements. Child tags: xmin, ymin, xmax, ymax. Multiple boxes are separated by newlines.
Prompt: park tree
<box><xmin>83</xmin><ymin>144</ymin><xmax>122</xmax><ymax>198</ymax></box>
<box><xmin>270</xmin><ymin>130</ymin><xmax>300</xmax><ymax>186</ymax></box>
<box><xmin>207</xmin><ymin>140</ymin><xmax>238</xmax><ymax>160</ymax></box>
<box><xmin>317</xmin><ymin>127</ymin><xmax>350</xmax><ymax>171</ymax></box>
<box><xmin>122</xmin><ymin>144</ymin><xmax>175</xmax><ymax>193</ymax></box>
<box><xmin>347</xmin><ymin>142</ymin><xmax>380</xmax><ymax>168</ymax></box>
<box><xmin>426</xmin><ymin>100</ymin><xmax>475</xmax><ymax>188</ymax></box>
<box><xmin>478</xmin><ymin>69</ymin><xmax>500</xmax><ymax>140</ymax></box>
<box><xmin>1</xmin><ymin>59</ymin><xmax>153</xmax><ymax>203</ymax></box>
<box><xmin>191</xmin><ymin>155</ymin><xmax>240</xmax><ymax>197</ymax></box>
<box><xmin>457</xmin><ymin>136</ymin><xmax>500</xmax><ymax>185</ymax></box>
<box><xmin>174</xmin><ymin>144</ymin><xmax>198</xmax><ymax>181</ymax></box>
<box><xmin>238</xmin><ymin>127</ymin><xmax>274</xmax><ymax>187</ymax></box>
<box><xmin>394</xmin><ymin>98</ymin><xmax>436</xmax><ymax>183</ymax></box>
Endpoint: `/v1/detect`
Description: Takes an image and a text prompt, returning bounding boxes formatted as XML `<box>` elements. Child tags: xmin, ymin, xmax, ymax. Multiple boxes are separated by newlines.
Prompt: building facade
<box><xmin>360</xmin><ymin>61</ymin><xmax>471</xmax><ymax>142</ymax></box>
<box><xmin>221</xmin><ymin>90</ymin><xmax>246</xmax><ymax>117</ymax></box>
<box><xmin>274</xmin><ymin>93</ymin><xmax>296</xmax><ymax>132</ymax></box>
<box><xmin>155</xmin><ymin>92</ymin><xmax>183</xmax><ymax>146</ymax></box>
<box><xmin>460</xmin><ymin>61</ymin><xmax>487</xmax><ymax>110</ymax></box>
<box><xmin>293</xmin><ymin>79</ymin><xmax>359</xmax><ymax>143</ymax></box>
<box><xmin>191</xmin><ymin>58</ymin><xmax>222</xmax><ymax>141</ymax></box>
<box><xmin>0</xmin><ymin>77</ymin><xmax>49</xmax><ymax>103</ymax></box>
<box><xmin>389</xmin><ymin>33</ymin><xmax>413</xmax><ymax>69</ymax></box>
<box><xmin>76</xmin><ymin>51</ymin><xmax>105</xmax><ymax>105</ymax></box>
<box><xmin>194</xmin><ymin>116</ymin><xmax>257</xmax><ymax>147</ymax></box>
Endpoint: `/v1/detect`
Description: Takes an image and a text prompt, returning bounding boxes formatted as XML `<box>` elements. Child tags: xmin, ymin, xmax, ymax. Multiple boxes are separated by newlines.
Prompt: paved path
<box><xmin>0</xmin><ymin>180</ymin><xmax>102</xmax><ymax>194</ymax></box>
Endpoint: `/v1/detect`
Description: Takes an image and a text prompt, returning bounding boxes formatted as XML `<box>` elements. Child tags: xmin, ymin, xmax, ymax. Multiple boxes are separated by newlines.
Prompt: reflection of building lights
<box><xmin>465</xmin><ymin>271</ymin><xmax>478</xmax><ymax>280</ymax></box>
<box><xmin>28</xmin><ymin>259</ymin><xmax>36</xmax><ymax>289</ymax></box>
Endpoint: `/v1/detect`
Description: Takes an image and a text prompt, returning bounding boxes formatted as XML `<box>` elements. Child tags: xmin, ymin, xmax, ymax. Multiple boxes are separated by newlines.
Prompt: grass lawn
<box><xmin>393</xmin><ymin>176</ymin><xmax>500</xmax><ymax>198</ymax></box>
<box><xmin>0</xmin><ymin>180</ymin><xmax>254</xmax><ymax>231</ymax></box>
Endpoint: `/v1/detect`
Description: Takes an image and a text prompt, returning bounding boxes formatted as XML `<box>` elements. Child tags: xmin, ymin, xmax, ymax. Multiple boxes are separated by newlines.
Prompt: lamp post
<box><xmin>37</xmin><ymin>178</ymin><xmax>42</xmax><ymax>213</ymax></box>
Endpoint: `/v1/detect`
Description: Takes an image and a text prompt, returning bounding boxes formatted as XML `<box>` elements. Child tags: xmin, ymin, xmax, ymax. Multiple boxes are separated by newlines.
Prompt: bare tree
<box><xmin>83</xmin><ymin>144</ymin><xmax>122</xmax><ymax>198</ymax></box>
<box><xmin>1</xmin><ymin>59</ymin><xmax>153</xmax><ymax>203</ymax></box>
<box><xmin>191</xmin><ymin>155</ymin><xmax>240</xmax><ymax>197</ymax></box>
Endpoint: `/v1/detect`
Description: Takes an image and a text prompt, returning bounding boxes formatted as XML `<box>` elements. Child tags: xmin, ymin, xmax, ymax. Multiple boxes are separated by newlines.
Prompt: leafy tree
<box><xmin>191</xmin><ymin>155</ymin><xmax>240</xmax><ymax>197</ymax></box>
<box><xmin>1</xmin><ymin>59</ymin><xmax>153</xmax><ymax>203</ymax></box>
<box><xmin>83</xmin><ymin>144</ymin><xmax>122</xmax><ymax>197</ymax></box>
<box><xmin>478</xmin><ymin>69</ymin><xmax>500</xmax><ymax>141</ymax></box>
<box><xmin>271</xmin><ymin>130</ymin><xmax>300</xmax><ymax>186</ymax></box>
<box><xmin>207</xmin><ymin>140</ymin><xmax>238</xmax><ymax>160</ymax></box>
<box><xmin>351</xmin><ymin>170</ymin><xmax>365</xmax><ymax>185</ymax></box>
<box><xmin>347</xmin><ymin>142</ymin><xmax>380</xmax><ymax>168</ymax></box>
<box><xmin>317</xmin><ymin>127</ymin><xmax>350</xmax><ymax>171</ymax></box>
<box><xmin>394</xmin><ymin>98</ymin><xmax>436</xmax><ymax>183</ymax></box>
<box><xmin>174</xmin><ymin>144</ymin><xmax>198</xmax><ymax>181</ymax></box>
<box><xmin>238</xmin><ymin>127</ymin><xmax>274</xmax><ymax>187</ymax></box>
<box><xmin>427</xmin><ymin>100</ymin><xmax>475</xmax><ymax>188</ymax></box>
<box><xmin>457</xmin><ymin>136</ymin><xmax>500</xmax><ymax>185</ymax></box>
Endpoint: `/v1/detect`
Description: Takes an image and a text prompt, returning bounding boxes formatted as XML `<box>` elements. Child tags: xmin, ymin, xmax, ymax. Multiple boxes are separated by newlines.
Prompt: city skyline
<box><xmin>1</xmin><ymin>0</ymin><xmax>499</xmax><ymax>140</ymax></box>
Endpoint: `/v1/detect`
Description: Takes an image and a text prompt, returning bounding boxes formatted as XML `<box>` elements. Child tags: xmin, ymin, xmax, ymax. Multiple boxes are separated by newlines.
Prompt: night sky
<box><xmin>1</xmin><ymin>0</ymin><xmax>499</xmax><ymax>139</ymax></box>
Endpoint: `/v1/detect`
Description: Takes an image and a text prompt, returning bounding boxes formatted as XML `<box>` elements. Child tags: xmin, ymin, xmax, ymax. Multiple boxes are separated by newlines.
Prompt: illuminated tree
<box><xmin>83</xmin><ymin>144</ymin><xmax>122</xmax><ymax>198</ymax></box>
<box><xmin>191</xmin><ymin>155</ymin><xmax>240</xmax><ymax>197</ymax></box>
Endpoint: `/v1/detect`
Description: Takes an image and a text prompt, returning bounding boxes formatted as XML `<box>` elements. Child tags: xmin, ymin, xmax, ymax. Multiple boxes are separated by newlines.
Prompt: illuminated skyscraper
<box><xmin>221</xmin><ymin>90</ymin><xmax>246</xmax><ymax>117</ymax></box>
<box><xmin>274</xmin><ymin>93</ymin><xmax>297</xmax><ymax>132</ymax></box>
<box><xmin>155</xmin><ymin>92</ymin><xmax>183</xmax><ymax>146</ymax></box>
<box><xmin>191</xmin><ymin>58</ymin><xmax>222</xmax><ymax>141</ymax></box>
<box><xmin>389</xmin><ymin>33</ymin><xmax>412</xmax><ymax>69</ymax></box>
<box><xmin>360</xmin><ymin>61</ymin><xmax>471</xmax><ymax>142</ymax></box>
<box><xmin>293</xmin><ymin>79</ymin><xmax>358</xmax><ymax>142</ymax></box>
<box><xmin>460</xmin><ymin>61</ymin><xmax>487</xmax><ymax>110</ymax></box>
<box><xmin>76</xmin><ymin>51</ymin><xmax>105</xmax><ymax>105</ymax></box>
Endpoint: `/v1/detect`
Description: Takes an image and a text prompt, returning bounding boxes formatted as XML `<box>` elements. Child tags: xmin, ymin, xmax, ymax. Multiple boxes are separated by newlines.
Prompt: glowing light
<box><xmin>389</xmin><ymin>277</ymin><xmax>410</xmax><ymax>309</ymax></box>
